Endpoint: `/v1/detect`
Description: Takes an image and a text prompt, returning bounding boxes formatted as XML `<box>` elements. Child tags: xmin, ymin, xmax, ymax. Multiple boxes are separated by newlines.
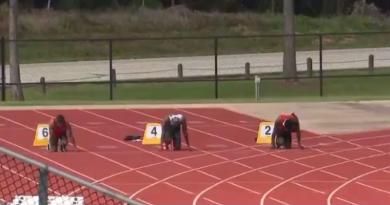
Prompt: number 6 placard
<box><xmin>33</xmin><ymin>124</ymin><xmax>50</xmax><ymax>146</ymax></box>
<box><xmin>256</xmin><ymin>121</ymin><xmax>274</xmax><ymax>144</ymax></box>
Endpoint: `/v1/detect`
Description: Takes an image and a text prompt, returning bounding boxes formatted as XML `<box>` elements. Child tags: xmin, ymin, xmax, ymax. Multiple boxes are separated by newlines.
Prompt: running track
<box><xmin>0</xmin><ymin>108</ymin><xmax>389</xmax><ymax>205</ymax></box>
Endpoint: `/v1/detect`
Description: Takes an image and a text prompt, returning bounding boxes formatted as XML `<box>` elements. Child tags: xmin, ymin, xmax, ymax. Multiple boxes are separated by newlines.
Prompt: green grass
<box><xmin>4</xmin><ymin>72</ymin><xmax>390</xmax><ymax>103</ymax></box>
<box><xmin>1</xmin><ymin>9</ymin><xmax>390</xmax><ymax>63</ymax></box>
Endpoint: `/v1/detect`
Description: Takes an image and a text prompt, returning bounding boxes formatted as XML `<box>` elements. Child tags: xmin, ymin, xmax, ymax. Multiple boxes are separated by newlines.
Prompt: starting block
<box><xmin>33</xmin><ymin>124</ymin><xmax>50</xmax><ymax>146</ymax></box>
<box><xmin>256</xmin><ymin>121</ymin><xmax>274</xmax><ymax>144</ymax></box>
<box><xmin>142</xmin><ymin>123</ymin><xmax>162</xmax><ymax>145</ymax></box>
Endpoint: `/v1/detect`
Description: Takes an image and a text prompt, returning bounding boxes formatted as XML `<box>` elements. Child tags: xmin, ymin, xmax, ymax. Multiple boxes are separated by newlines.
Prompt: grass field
<box><xmin>4</xmin><ymin>72</ymin><xmax>390</xmax><ymax>103</ymax></box>
<box><xmin>1</xmin><ymin>9</ymin><xmax>390</xmax><ymax>64</ymax></box>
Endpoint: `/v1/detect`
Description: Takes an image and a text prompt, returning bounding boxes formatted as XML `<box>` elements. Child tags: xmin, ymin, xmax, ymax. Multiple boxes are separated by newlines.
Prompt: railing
<box><xmin>1</xmin><ymin>31</ymin><xmax>390</xmax><ymax>101</ymax></box>
<box><xmin>0</xmin><ymin>146</ymin><xmax>144</xmax><ymax>205</ymax></box>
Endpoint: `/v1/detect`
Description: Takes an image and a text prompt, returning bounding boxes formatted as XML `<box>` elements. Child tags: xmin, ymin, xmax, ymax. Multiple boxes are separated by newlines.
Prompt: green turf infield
<box><xmin>3</xmin><ymin>69</ymin><xmax>390</xmax><ymax>104</ymax></box>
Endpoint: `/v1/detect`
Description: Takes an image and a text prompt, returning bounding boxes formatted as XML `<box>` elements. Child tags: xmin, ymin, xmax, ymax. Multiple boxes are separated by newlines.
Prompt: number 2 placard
<box><xmin>256</xmin><ymin>121</ymin><xmax>274</xmax><ymax>144</ymax></box>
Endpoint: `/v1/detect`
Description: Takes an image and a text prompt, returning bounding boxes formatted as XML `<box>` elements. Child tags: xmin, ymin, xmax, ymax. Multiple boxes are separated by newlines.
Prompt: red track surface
<box><xmin>0</xmin><ymin>108</ymin><xmax>389</xmax><ymax>205</ymax></box>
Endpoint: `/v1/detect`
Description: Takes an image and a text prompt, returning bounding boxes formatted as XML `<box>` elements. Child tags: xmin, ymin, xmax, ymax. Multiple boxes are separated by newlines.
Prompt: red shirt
<box><xmin>276</xmin><ymin>113</ymin><xmax>298</xmax><ymax>133</ymax></box>
<box><xmin>50</xmin><ymin>119</ymin><xmax>69</xmax><ymax>137</ymax></box>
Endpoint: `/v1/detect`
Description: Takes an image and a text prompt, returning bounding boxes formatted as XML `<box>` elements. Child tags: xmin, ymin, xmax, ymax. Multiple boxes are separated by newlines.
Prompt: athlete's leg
<box><xmin>161</xmin><ymin>127</ymin><xmax>173</xmax><ymax>150</ymax></box>
<box><xmin>284</xmin><ymin>132</ymin><xmax>292</xmax><ymax>149</ymax></box>
<box><xmin>173</xmin><ymin>128</ymin><xmax>181</xmax><ymax>150</ymax></box>
<box><xmin>49</xmin><ymin>136</ymin><xmax>59</xmax><ymax>152</ymax></box>
<box><xmin>59</xmin><ymin>135</ymin><xmax>68</xmax><ymax>152</ymax></box>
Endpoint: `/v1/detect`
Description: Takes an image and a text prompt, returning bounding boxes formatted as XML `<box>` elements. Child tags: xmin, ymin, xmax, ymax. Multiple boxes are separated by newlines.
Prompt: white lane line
<box><xmin>86</xmin><ymin>122</ymin><xmax>105</xmax><ymax>125</ymax></box>
<box><xmin>327</xmin><ymin>165</ymin><xmax>390</xmax><ymax>205</ymax></box>
<box><xmin>164</xmin><ymin>182</ymin><xmax>195</xmax><ymax>195</ymax></box>
<box><xmin>176</xmin><ymin>109</ymin><xmax>257</xmax><ymax>133</ymax></box>
<box><xmin>258</xmin><ymin>170</ymin><xmax>285</xmax><ymax>180</ymax></box>
<box><xmin>320</xmin><ymin>170</ymin><xmax>348</xmax><ymax>180</ymax></box>
<box><xmin>269</xmin><ymin>197</ymin><xmax>291</xmax><ymax>205</ymax></box>
<box><xmin>356</xmin><ymin>181</ymin><xmax>390</xmax><ymax>195</ymax></box>
<box><xmin>136</xmin><ymin>198</ymin><xmax>154</xmax><ymax>205</ymax></box>
<box><xmin>203</xmin><ymin>197</ymin><xmax>224</xmax><ymax>205</ymax></box>
<box><xmin>354</xmin><ymin>161</ymin><xmax>377</xmax><ymax>169</ymax></box>
<box><xmin>228</xmin><ymin>182</ymin><xmax>262</xmax><ymax>195</ymax></box>
<box><xmin>294</xmin><ymin>161</ymin><xmax>315</xmax><ymax>169</ymax></box>
<box><xmin>198</xmin><ymin>170</ymin><xmax>222</xmax><ymax>180</ymax></box>
<box><xmin>336</xmin><ymin>197</ymin><xmax>360</xmax><ymax>205</ymax></box>
<box><xmin>291</xmin><ymin>181</ymin><xmax>326</xmax><ymax>194</ymax></box>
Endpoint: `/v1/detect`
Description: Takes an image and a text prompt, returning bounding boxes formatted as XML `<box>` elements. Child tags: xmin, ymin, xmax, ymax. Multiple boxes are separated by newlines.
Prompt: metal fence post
<box><xmin>307</xmin><ymin>57</ymin><xmax>312</xmax><ymax>77</ymax></box>
<box><xmin>319</xmin><ymin>35</ymin><xmax>323</xmax><ymax>97</ymax></box>
<box><xmin>109</xmin><ymin>39</ymin><xmax>113</xmax><ymax>100</ymax></box>
<box><xmin>214</xmin><ymin>37</ymin><xmax>218</xmax><ymax>99</ymax></box>
<box><xmin>245</xmin><ymin>62</ymin><xmax>250</xmax><ymax>79</ymax></box>
<box><xmin>255</xmin><ymin>75</ymin><xmax>261</xmax><ymax>102</ymax></box>
<box><xmin>1</xmin><ymin>37</ymin><xmax>5</xmax><ymax>101</ymax></box>
<box><xmin>40</xmin><ymin>77</ymin><xmax>46</xmax><ymax>95</ymax></box>
<box><xmin>39</xmin><ymin>167</ymin><xmax>48</xmax><ymax>205</ymax></box>
<box><xmin>177</xmin><ymin>63</ymin><xmax>183</xmax><ymax>78</ymax></box>
<box><xmin>369</xmin><ymin>54</ymin><xmax>374</xmax><ymax>74</ymax></box>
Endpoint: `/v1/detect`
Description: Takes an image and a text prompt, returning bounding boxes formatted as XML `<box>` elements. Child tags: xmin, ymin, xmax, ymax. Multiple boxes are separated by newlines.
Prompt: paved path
<box><xmin>2</xmin><ymin>47</ymin><xmax>390</xmax><ymax>83</ymax></box>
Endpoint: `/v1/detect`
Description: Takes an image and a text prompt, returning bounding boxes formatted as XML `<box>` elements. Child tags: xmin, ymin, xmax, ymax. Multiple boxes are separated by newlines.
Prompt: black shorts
<box><xmin>162</xmin><ymin>126</ymin><xmax>181</xmax><ymax>150</ymax></box>
<box><xmin>276</xmin><ymin>131</ymin><xmax>292</xmax><ymax>149</ymax></box>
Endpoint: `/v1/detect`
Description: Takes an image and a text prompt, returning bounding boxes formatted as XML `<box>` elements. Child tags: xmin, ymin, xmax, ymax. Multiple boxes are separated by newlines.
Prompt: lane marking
<box><xmin>206</xmin><ymin>144</ymin><xmax>228</xmax><ymax>148</ymax></box>
<box><xmin>86</xmin><ymin>122</ymin><xmax>105</xmax><ymax>125</ymax></box>
<box><xmin>336</xmin><ymin>197</ymin><xmax>359</xmax><ymax>205</ymax></box>
<box><xmin>177</xmin><ymin>108</ymin><xmax>257</xmax><ymax>133</ymax></box>
<box><xmin>136</xmin><ymin>198</ymin><xmax>154</xmax><ymax>205</ymax></box>
<box><xmin>356</xmin><ymin>181</ymin><xmax>390</xmax><ymax>195</ymax></box>
<box><xmin>327</xmin><ymin>165</ymin><xmax>390</xmax><ymax>205</ymax></box>
<box><xmin>129</xmin><ymin>109</ymin><xmax>251</xmax><ymax>148</ymax></box>
<box><xmin>175</xmin><ymin>109</ymin><xmax>390</xmax><ymax>205</ymax></box>
<box><xmin>269</xmin><ymin>197</ymin><xmax>291</xmax><ymax>205</ymax></box>
<box><xmin>96</xmin><ymin>145</ymin><xmax>118</xmax><ymax>150</ymax></box>
<box><xmin>203</xmin><ymin>197</ymin><xmax>224</xmax><ymax>205</ymax></box>
<box><xmin>228</xmin><ymin>182</ymin><xmax>261</xmax><ymax>195</ymax></box>
<box><xmin>291</xmin><ymin>181</ymin><xmax>325</xmax><ymax>194</ymax></box>
<box><xmin>258</xmin><ymin>170</ymin><xmax>284</xmax><ymax>180</ymax></box>
<box><xmin>320</xmin><ymin>170</ymin><xmax>348</xmax><ymax>180</ymax></box>
<box><xmin>164</xmin><ymin>182</ymin><xmax>195</xmax><ymax>195</ymax></box>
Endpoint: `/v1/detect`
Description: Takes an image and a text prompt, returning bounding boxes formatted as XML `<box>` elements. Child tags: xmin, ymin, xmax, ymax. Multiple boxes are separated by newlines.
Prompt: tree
<box><xmin>283</xmin><ymin>0</ymin><xmax>297</xmax><ymax>80</ymax></box>
<box><xmin>9</xmin><ymin>0</ymin><xmax>24</xmax><ymax>101</ymax></box>
<box><xmin>47</xmin><ymin>0</ymin><xmax>51</xmax><ymax>10</ymax></box>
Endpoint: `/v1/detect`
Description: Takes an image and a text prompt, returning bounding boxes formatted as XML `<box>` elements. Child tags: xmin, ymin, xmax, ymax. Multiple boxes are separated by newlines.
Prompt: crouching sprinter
<box><xmin>49</xmin><ymin>115</ymin><xmax>77</xmax><ymax>152</ymax></box>
<box><xmin>271</xmin><ymin>112</ymin><xmax>304</xmax><ymax>150</ymax></box>
<box><xmin>161</xmin><ymin>114</ymin><xmax>191</xmax><ymax>151</ymax></box>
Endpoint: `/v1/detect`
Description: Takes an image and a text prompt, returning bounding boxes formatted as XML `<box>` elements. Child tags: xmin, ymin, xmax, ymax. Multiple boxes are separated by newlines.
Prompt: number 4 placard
<box><xmin>256</xmin><ymin>121</ymin><xmax>274</xmax><ymax>144</ymax></box>
<box><xmin>142</xmin><ymin>123</ymin><xmax>162</xmax><ymax>145</ymax></box>
<box><xmin>33</xmin><ymin>124</ymin><xmax>50</xmax><ymax>146</ymax></box>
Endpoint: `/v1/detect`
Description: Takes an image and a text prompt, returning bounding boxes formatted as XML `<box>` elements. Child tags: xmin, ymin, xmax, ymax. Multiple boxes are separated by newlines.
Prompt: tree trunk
<box><xmin>47</xmin><ymin>0</ymin><xmax>51</xmax><ymax>10</ymax></box>
<box><xmin>171</xmin><ymin>0</ymin><xmax>175</xmax><ymax>7</ymax></box>
<box><xmin>283</xmin><ymin>0</ymin><xmax>297</xmax><ymax>80</ymax></box>
<box><xmin>337</xmin><ymin>0</ymin><xmax>344</xmax><ymax>15</ymax></box>
<box><xmin>9</xmin><ymin>0</ymin><xmax>24</xmax><ymax>101</ymax></box>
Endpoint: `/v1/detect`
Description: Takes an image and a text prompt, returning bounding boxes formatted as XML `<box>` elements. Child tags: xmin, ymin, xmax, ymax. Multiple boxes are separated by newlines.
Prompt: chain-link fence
<box><xmin>0</xmin><ymin>146</ymin><xmax>143</xmax><ymax>205</ymax></box>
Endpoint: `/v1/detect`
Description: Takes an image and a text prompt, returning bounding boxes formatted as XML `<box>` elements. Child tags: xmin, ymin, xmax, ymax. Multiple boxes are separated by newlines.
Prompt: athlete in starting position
<box><xmin>161</xmin><ymin>114</ymin><xmax>191</xmax><ymax>151</ymax></box>
<box><xmin>48</xmin><ymin>115</ymin><xmax>77</xmax><ymax>152</ymax></box>
<box><xmin>271</xmin><ymin>112</ymin><xmax>304</xmax><ymax>149</ymax></box>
